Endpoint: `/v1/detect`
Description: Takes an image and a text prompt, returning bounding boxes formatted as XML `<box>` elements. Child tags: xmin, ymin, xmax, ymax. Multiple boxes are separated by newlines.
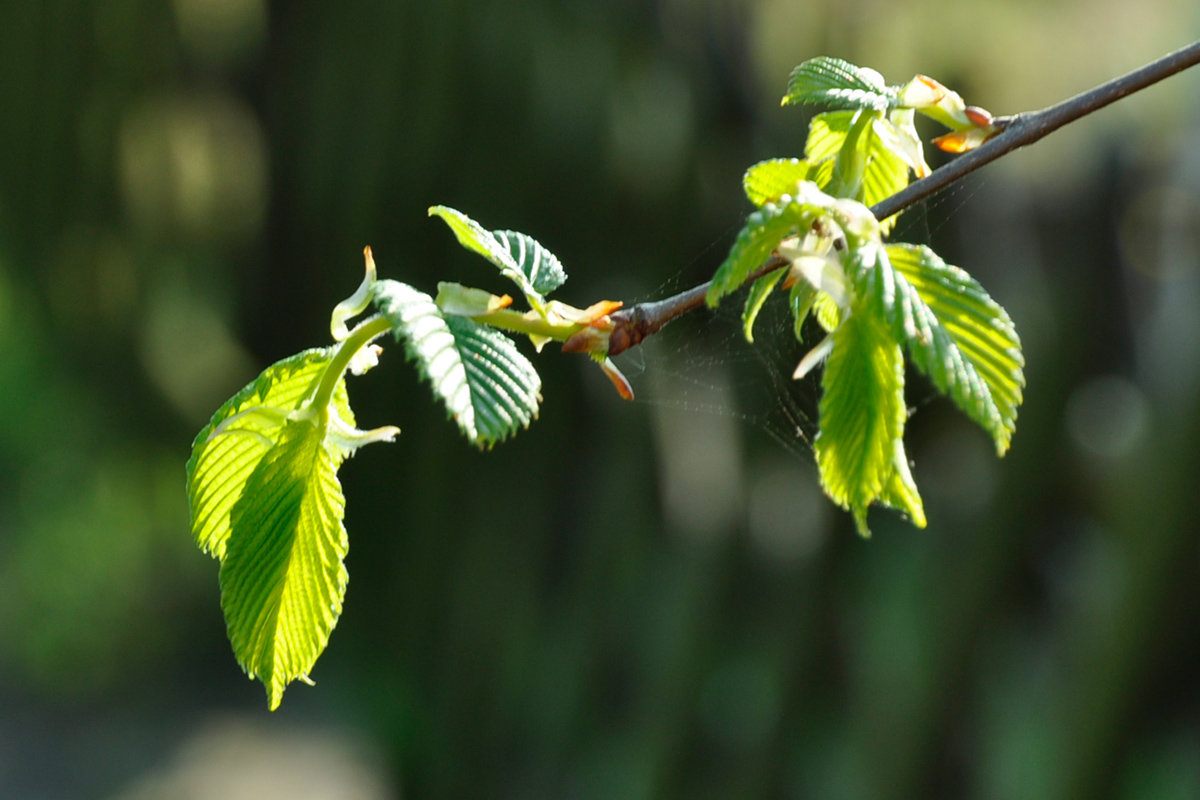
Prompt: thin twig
<box><xmin>873</xmin><ymin>39</ymin><xmax>1200</xmax><ymax>219</ymax></box>
<box><xmin>606</xmin><ymin>256</ymin><xmax>787</xmax><ymax>355</ymax></box>
<box><xmin>603</xmin><ymin>39</ymin><xmax>1200</xmax><ymax>358</ymax></box>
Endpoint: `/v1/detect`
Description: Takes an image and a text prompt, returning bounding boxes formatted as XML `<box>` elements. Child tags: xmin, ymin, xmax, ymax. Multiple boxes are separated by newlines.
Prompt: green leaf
<box><xmin>707</xmin><ymin>200</ymin><xmax>813</xmax><ymax>307</ymax></box>
<box><xmin>814</xmin><ymin>308</ymin><xmax>906</xmax><ymax>535</ymax></box>
<box><xmin>187</xmin><ymin>348</ymin><xmax>347</xmax><ymax>561</ymax></box>
<box><xmin>862</xmin><ymin>118</ymin><xmax>910</xmax><ymax>219</ymax></box>
<box><xmin>789</xmin><ymin>279</ymin><xmax>818</xmax><ymax>339</ymax></box>
<box><xmin>881</xmin><ymin>107</ymin><xmax>930</xmax><ymax>180</ymax></box>
<box><xmin>428</xmin><ymin>205</ymin><xmax>566</xmax><ymax>311</ymax></box>
<box><xmin>812</xmin><ymin>291</ymin><xmax>842</xmax><ymax>332</ymax></box>
<box><xmin>827</xmin><ymin>109</ymin><xmax>876</xmax><ymax>200</ymax></box>
<box><xmin>782</xmin><ymin>56</ymin><xmax>897</xmax><ymax>111</ymax></box>
<box><xmin>428</xmin><ymin>204</ymin><xmax>506</xmax><ymax>262</ymax></box>
<box><xmin>804</xmin><ymin>110</ymin><xmax>853</xmax><ymax>191</ymax></box>
<box><xmin>879</xmin><ymin>439</ymin><xmax>926</xmax><ymax>528</ymax></box>
<box><xmin>220</xmin><ymin>419</ymin><xmax>348</xmax><ymax>710</ymax></box>
<box><xmin>742</xmin><ymin>266</ymin><xmax>787</xmax><ymax>342</ymax></box>
<box><xmin>871</xmin><ymin>244</ymin><xmax>1025</xmax><ymax>454</ymax></box>
<box><xmin>373</xmin><ymin>280</ymin><xmax>542</xmax><ymax>447</ymax></box>
<box><xmin>743</xmin><ymin>158</ymin><xmax>813</xmax><ymax>207</ymax></box>
<box><xmin>492</xmin><ymin>229</ymin><xmax>567</xmax><ymax>295</ymax></box>
<box><xmin>804</xmin><ymin>111</ymin><xmax>911</xmax><ymax>227</ymax></box>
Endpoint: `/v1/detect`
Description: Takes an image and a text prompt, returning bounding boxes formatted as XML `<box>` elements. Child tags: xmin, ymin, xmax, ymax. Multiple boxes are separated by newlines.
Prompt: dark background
<box><xmin>3</xmin><ymin>2</ymin><xmax>1200</xmax><ymax>798</ymax></box>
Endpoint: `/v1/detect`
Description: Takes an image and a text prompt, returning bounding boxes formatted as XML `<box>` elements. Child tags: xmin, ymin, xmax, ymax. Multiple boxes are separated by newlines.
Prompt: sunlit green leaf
<box><xmin>782</xmin><ymin>56</ymin><xmax>897</xmax><ymax>111</ymax></box>
<box><xmin>742</xmin><ymin>266</ymin><xmax>787</xmax><ymax>342</ymax></box>
<box><xmin>707</xmin><ymin>200</ymin><xmax>813</xmax><ymax>307</ymax></box>
<box><xmin>743</xmin><ymin>158</ymin><xmax>813</xmax><ymax>207</ymax></box>
<box><xmin>806</xmin><ymin>111</ymin><xmax>854</xmax><ymax>164</ymax></box>
<box><xmin>812</xmin><ymin>291</ymin><xmax>842</xmax><ymax>332</ymax></box>
<box><xmin>804</xmin><ymin>110</ymin><xmax>911</xmax><ymax>228</ymax></box>
<box><xmin>187</xmin><ymin>349</ymin><xmax>349</xmax><ymax>561</ymax></box>
<box><xmin>879</xmin><ymin>439</ymin><xmax>926</xmax><ymax>528</ymax></box>
<box><xmin>814</xmin><ymin>307</ymin><xmax>906</xmax><ymax>535</ymax></box>
<box><xmin>220</xmin><ymin>419</ymin><xmax>348</xmax><ymax>710</ymax></box>
<box><xmin>863</xmin><ymin>118</ymin><xmax>910</xmax><ymax>222</ymax></box>
<box><xmin>373</xmin><ymin>280</ymin><xmax>541</xmax><ymax>447</ymax></box>
<box><xmin>429</xmin><ymin>205</ymin><xmax>566</xmax><ymax>312</ymax></box>
<box><xmin>428</xmin><ymin>204</ymin><xmax>507</xmax><ymax>265</ymax></box>
<box><xmin>828</xmin><ymin>109</ymin><xmax>877</xmax><ymax>201</ymax></box>
<box><xmin>861</xmin><ymin>243</ymin><xmax>1024</xmax><ymax>454</ymax></box>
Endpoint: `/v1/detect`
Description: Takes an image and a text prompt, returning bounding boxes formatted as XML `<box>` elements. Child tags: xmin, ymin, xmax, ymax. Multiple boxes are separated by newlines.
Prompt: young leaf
<box><xmin>706</xmin><ymin>200</ymin><xmax>813</xmax><ymax>307</ymax></box>
<box><xmin>804</xmin><ymin>110</ymin><xmax>911</xmax><ymax>228</ymax></box>
<box><xmin>492</xmin><ymin>229</ymin><xmax>567</xmax><ymax>295</ymax></box>
<box><xmin>372</xmin><ymin>280</ymin><xmax>542</xmax><ymax>447</ymax></box>
<box><xmin>789</xmin><ymin>279</ymin><xmax>818</xmax><ymax>339</ymax></box>
<box><xmin>220</xmin><ymin>419</ymin><xmax>349</xmax><ymax>711</ymax></box>
<box><xmin>805</xmin><ymin>110</ymin><xmax>854</xmax><ymax>174</ymax></box>
<box><xmin>879</xmin><ymin>439</ymin><xmax>926</xmax><ymax>528</ymax></box>
<box><xmin>742</xmin><ymin>267</ymin><xmax>787</xmax><ymax>342</ymax></box>
<box><xmin>782</xmin><ymin>56</ymin><xmax>897</xmax><ymax>111</ymax></box>
<box><xmin>880</xmin><ymin>108</ymin><xmax>931</xmax><ymax>179</ymax></box>
<box><xmin>188</xmin><ymin>348</ymin><xmax>344</xmax><ymax>561</ymax></box>
<box><xmin>867</xmin><ymin>244</ymin><xmax>1025</xmax><ymax>454</ymax></box>
<box><xmin>743</xmin><ymin>158</ymin><xmax>812</xmax><ymax>207</ymax></box>
<box><xmin>812</xmin><ymin>290</ymin><xmax>842</xmax><ymax>333</ymax></box>
<box><xmin>814</xmin><ymin>308</ymin><xmax>907</xmax><ymax>535</ymax></box>
<box><xmin>862</xmin><ymin>118</ymin><xmax>910</xmax><ymax>215</ymax></box>
<box><xmin>428</xmin><ymin>206</ymin><xmax>566</xmax><ymax>312</ymax></box>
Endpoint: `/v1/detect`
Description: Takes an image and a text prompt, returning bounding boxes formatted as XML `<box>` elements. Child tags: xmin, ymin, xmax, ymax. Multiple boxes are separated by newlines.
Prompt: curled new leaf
<box><xmin>742</xmin><ymin>267</ymin><xmax>787</xmax><ymax>343</ymax></box>
<box><xmin>373</xmin><ymin>279</ymin><xmax>542</xmax><ymax>447</ymax></box>
<box><xmin>804</xmin><ymin>110</ymin><xmax>912</xmax><ymax>230</ymax></box>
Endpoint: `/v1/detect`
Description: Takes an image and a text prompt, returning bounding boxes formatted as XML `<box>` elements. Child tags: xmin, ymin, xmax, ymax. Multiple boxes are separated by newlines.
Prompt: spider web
<box><xmin>609</xmin><ymin>178</ymin><xmax>986</xmax><ymax>464</ymax></box>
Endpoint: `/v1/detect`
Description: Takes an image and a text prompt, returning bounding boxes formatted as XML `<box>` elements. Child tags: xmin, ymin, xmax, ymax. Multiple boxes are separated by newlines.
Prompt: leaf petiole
<box><xmin>309</xmin><ymin>314</ymin><xmax>395</xmax><ymax>414</ymax></box>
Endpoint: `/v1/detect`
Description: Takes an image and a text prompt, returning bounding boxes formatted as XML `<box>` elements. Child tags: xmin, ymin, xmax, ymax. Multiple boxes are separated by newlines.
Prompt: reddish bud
<box><xmin>964</xmin><ymin>105</ymin><xmax>994</xmax><ymax>127</ymax></box>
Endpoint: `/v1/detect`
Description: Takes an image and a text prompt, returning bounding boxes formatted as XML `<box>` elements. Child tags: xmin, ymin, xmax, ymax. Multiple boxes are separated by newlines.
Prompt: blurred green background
<box><xmin>2</xmin><ymin>1</ymin><xmax>1200</xmax><ymax>798</ymax></box>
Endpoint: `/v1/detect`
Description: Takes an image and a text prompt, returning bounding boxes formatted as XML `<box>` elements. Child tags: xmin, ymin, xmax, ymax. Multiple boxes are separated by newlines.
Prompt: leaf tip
<box><xmin>852</xmin><ymin>508</ymin><xmax>872</xmax><ymax>537</ymax></box>
<box><xmin>598</xmin><ymin>357</ymin><xmax>635</xmax><ymax>400</ymax></box>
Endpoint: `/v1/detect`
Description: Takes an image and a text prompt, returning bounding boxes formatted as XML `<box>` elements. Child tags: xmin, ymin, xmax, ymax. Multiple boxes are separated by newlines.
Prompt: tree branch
<box><xmin>873</xmin><ymin>39</ymin><xmax>1200</xmax><ymax>219</ymax></box>
<box><xmin>604</xmin><ymin>39</ymin><xmax>1200</xmax><ymax>358</ymax></box>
